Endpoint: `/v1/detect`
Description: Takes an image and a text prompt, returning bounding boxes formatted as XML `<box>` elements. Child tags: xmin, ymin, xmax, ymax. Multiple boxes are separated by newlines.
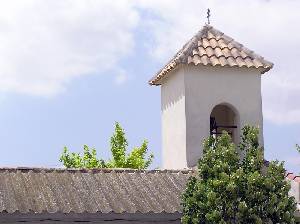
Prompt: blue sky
<box><xmin>0</xmin><ymin>0</ymin><xmax>299</xmax><ymax>172</ymax></box>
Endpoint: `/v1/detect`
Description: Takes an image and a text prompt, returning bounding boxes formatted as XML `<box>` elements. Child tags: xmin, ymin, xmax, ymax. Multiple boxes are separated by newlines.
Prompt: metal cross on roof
<box><xmin>207</xmin><ymin>8</ymin><xmax>211</xmax><ymax>25</ymax></box>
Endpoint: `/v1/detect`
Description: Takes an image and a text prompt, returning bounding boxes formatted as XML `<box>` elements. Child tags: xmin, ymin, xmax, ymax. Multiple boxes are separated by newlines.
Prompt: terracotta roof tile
<box><xmin>214</xmin><ymin>47</ymin><xmax>223</xmax><ymax>57</ymax></box>
<box><xmin>244</xmin><ymin>58</ymin><xmax>253</xmax><ymax>67</ymax></box>
<box><xmin>218</xmin><ymin>56</ymin><xmax>227</xmax><ymax>66</ymax></box>
<box><xmin>202</xmin><ymin>38</ymin><xmax>210</xmax><ymax>48</ymax></box>
<box><xmin>201</xmin><ymin>55</ymin><xmax>210</xmax><ymax>65</ymax></box>
<box><xmin>227</xmin><ymin>57</ymin><xmax>238</xmax><ymax>66</ymax></box>
<box><xmin>209</xmin><ymin>38</ymin><xmax>218</xmax><ymax>48</ymax></box>
<box><xmin>149</xmin><ymin>25</ymin><xmax>273</xmax><ymax>85</ymax></box>
<box><xmin>198</xmin><ymin>46</ymin><xmax>207</xmax><ymax>56</ymax></box>
<box><xmin>217</xmin><ymin>39</ymin><xmax>227</xmax><ymax>49</ymax></box>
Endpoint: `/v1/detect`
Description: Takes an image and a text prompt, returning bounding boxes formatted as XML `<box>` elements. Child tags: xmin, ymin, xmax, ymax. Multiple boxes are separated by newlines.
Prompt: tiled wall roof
<box><xmin>286</xmin><ymin>172</ymin><xmax>300</xmax><ymax>182</ymax></box>
<box><xmin>0</xmin><ymin>167</ymin><xmax>298</xmax><ymax>216</ymax></box>
<box><xmin>0</xmin><ymin>168</ymin><xmax>192</xmax><ymax>214</ymax></box>
<box><xmin>149</xmin><ymin>25</ymin><xmax>273</xmax><ymax>85</ymax></box>
<box><xmin>286</xmin><ymin>172</ymin><xmax>300</xmax><ymax>212</ymax></box>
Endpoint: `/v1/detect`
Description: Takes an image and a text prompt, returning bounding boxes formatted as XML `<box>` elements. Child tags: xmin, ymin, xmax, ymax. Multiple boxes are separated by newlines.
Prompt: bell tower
<box><xmin>149</xmin><ymin>25</ymin><xmax>273</xmax><ymax>169</ymax></box>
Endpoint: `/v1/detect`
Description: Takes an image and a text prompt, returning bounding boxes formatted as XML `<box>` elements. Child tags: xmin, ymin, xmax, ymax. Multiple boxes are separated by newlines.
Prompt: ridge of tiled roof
<box><xmin>0</xmin><ymin>167</ymin><xmax>193</xmax><ymax>173</ymax></box>
<box><xmin>0</xmin><ymin>167</ymin><xmax>193</xmax><ymax>214</ymax></box>
<box><xmin>149</xmin><ymin>25</ymin><xmax>273</xmax><ymax>85</ymax></box>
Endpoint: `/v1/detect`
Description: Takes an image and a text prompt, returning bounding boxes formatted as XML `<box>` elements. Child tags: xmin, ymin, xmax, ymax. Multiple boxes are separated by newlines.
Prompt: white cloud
<box><xmin>135</xmin><ymin>0</ymin><xmax>300</xmax><ymax>124</ymax></box>
<box><xmin>0</xmin><ymin>0</ymin><xmax>299</xmax><ymax>124</ymax></box>
<box><xmin>0</xmin><ymin>0</ymin><xmax>139</xmax><ymax>96</ymax></box>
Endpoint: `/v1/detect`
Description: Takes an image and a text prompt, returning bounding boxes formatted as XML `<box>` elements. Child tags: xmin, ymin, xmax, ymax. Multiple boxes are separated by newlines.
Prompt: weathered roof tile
<box><xmin>0</xmin><ymin>168</ymin><xmax>193</xmax><ymax>214</ymax></box>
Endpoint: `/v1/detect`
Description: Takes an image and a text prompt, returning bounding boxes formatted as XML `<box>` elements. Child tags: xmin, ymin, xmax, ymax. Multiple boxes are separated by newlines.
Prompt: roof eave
<box><xmin>149</xmin><ymin>63</ymin><xmax>179</xmax><ymax>86</ymax></box>
<box><xmin>261</xmin><ymin>63</ymin><xmax>274</xmax><ymax>74</ymax></box>
<box><xmin>149</xmin><ymin>62</ymin><xmax>274</xmax><ymax>86</ymax></box>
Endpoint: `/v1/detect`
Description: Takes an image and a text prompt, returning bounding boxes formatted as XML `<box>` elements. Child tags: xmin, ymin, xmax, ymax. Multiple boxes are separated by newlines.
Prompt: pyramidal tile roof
<box><xmin>149</xmin><ymin>25</ymin><xmax>273</xmax><ymax>85</ymax></box>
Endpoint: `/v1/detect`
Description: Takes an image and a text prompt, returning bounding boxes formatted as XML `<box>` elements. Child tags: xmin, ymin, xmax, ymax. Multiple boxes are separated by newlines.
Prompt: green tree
<box><xmin>59</xmin><ymin>122</ymin><xmax>154</xmax><ymax>169</ymax></box>
<box><xmin>182</xmin><ymin>126</ymin><xmax>296</xmax><ymax>224</ymax></box>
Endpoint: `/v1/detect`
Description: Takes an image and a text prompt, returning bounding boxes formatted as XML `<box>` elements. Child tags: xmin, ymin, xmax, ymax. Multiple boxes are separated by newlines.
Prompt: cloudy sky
<box><xmin>0</xmin><ymin>0</ymin><xmax>299</xmax><ymax>172</ymax></box>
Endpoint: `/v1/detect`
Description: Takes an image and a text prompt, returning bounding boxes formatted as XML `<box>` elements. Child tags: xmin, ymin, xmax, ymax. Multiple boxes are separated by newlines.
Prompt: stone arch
<box><xmin>210</xmin><ymin>103</ymin><xmax>240</xmax><ymax>144</ymax></box>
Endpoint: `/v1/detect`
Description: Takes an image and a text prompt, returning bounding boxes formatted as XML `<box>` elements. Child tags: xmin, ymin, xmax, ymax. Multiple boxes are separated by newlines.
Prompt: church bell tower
<box><xmin>149</xmin><ymin>25</ymin><xmax>273</xmax><ymax>169</ymax></box>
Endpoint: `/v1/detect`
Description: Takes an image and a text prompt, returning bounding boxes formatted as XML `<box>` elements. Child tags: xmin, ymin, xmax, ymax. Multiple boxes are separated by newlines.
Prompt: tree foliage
<box><xmin>59</xmin><ymin>122</ymin><xmax>154</xmax><ymax>169</ymax></box>
<box><xmin>182</xmin><ymin>126</ymin><xmax>296</xmax><ymax>224</ymax></box>
<box><xmin>59</xmin><ymin>145</ymin><xmax>106</xmax><ymax>168</ymax></box>
<box><xmin>296</xmin><ymin>144</ymin><xmax>300</xmax><ymax>153</ymax></box>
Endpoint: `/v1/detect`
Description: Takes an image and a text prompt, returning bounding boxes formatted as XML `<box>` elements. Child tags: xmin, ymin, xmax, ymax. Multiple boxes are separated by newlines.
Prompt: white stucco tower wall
<box><xmin>161</xmin><ymin>65</ymin><xmax>264</xmax><ymax>169</ymax></box>
<box><xmin>161</xmin><ymin>66</ymin><xmax>188</xmax><ymax>168</ymax></box>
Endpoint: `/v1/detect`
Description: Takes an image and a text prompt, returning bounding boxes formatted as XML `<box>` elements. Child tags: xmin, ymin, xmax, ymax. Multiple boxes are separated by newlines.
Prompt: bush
<box><xmin>182</xmin><ymin>126</ymin><xmax>296</xmax><ymax>223</ymax></box>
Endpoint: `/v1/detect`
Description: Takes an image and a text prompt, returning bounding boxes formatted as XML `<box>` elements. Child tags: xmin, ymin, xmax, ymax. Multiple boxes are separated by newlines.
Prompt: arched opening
<box><xmin>210</xmin><ymin>104</ymin><xmax>239</xmax><ymax>143</ymax></box>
